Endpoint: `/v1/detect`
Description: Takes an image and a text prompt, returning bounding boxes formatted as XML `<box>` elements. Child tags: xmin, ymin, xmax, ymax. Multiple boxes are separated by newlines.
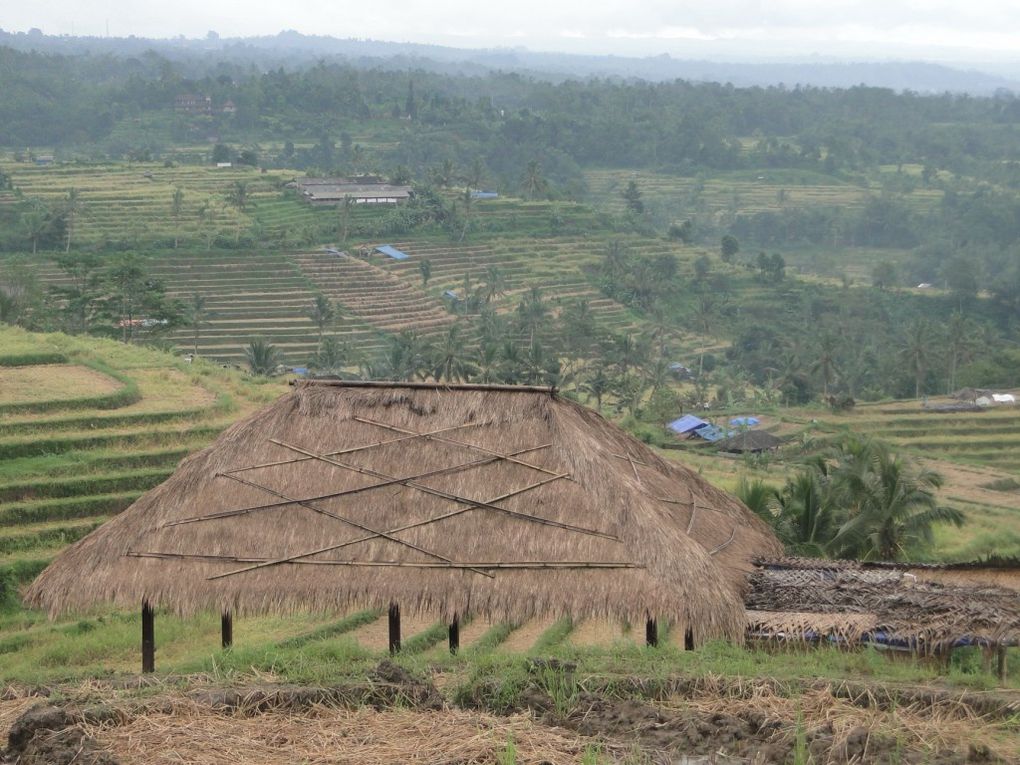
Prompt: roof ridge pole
<box><xmin>388</xmin><ymin>603</ymin><xmax>401</xmax><ymax>655</ymax></box>
<box><xmin>141</xmin><ymin>601</ymin><xmax>155</xmax><ymax>673</ymax></box>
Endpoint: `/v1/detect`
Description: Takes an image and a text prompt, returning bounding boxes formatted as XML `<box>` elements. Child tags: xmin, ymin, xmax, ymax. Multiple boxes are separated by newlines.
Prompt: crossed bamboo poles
<box><xmin>131</xmin><ymin>417</ymin><xmax>634</xmax><ymax>579</ymax></box>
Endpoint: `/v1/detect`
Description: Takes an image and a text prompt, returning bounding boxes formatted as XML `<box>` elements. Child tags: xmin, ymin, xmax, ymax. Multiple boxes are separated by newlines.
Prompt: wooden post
<box><xmin>448</xmin><ymin>615</ymin><xmax>460</xmax><ymax>655</ymax></box>
<box><xmin>645</xmin><ymin>617</ymin><xmax>658</xmax><ymax>647</ymax></box>
<box><xmin>141</xmin><ymin>601</ymin><xmax>155</xmax><ymax>674</ymax></box>
<box><xmin>997</xmin><ymin>645</ymin><xmax>1008</xmax><ymax>684</ymax></box>
<box><xmin>221</xmin><ymin>611</ymin><xmax>233</xmax><ymax>649</ymax></box>
<box><xmin>388</xmin><ymin>603</ymin><xmax>401</xmax><ymax>654</ymax></box>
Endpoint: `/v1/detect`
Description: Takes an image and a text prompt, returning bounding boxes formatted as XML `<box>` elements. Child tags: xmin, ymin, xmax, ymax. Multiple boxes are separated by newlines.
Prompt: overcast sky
<box><xmin>5</xmin><ymin>0</ymin><xmax>1020</xmax><ymax>62</ymax></box>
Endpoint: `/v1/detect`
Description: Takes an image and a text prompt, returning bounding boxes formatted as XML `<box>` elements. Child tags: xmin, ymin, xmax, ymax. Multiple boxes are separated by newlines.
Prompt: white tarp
<box><xmin>992</xmin><ymin>393</ymin><xmax>1016</xmax><ymax>404</ymax></box>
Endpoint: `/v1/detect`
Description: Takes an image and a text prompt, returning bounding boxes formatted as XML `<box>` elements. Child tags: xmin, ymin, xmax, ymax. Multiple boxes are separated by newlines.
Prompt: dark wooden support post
<box><xmin>141</xmin><ymin>601</ymin><xmax>155</xmax><ymax>674</ymax></box>
<box><xmin>388</xmin><ymin>603</ymin><xmax>401</xmax><ymax>655</ymax></box>
<box><xmin>996</xmin><ymin>645</ymin><xmax>1008</xmax><ymax>684</ymax></box>
<box><xmin>684</xmin><ymin>629</ymin><xmax>695</xmax><ymax>651</ymax></box>
<box><xmin>448</xmin><ymin>615</ymin><xmax>460</xmax><ymax>655</ymax></box>
<box><xmin>645</xmin><ymin>617</ymin><xmax>658</xmax><ymax>647</ymax></box>
<box><xmin>221</xmin><ymin>610</ymin><xmax>233</xmax><ymax>649</ymax></box>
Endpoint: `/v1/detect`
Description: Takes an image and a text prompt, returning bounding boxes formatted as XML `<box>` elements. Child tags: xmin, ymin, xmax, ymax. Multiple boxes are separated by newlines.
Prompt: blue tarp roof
<box><xmin>694</xmin><ymin>425</ymin><xmax>734</xmax><ymax>442</ymax></box>
<box><xmin>667</xmin><ymin>415</ymin><xmax>708</xmax><ymax>434</ymax></box>
<box><xmin>730</xmin><ymin>416</ymin><xmax>760</xmax><ymax>427</ymax></box>
<box><xmin>374</xmin><ymin>244</ymin><xmax>409</xmax><ymax>260</ymax></box>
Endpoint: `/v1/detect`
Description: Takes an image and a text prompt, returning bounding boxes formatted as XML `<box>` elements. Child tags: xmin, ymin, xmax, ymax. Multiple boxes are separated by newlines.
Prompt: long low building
<box><xmin>294</xmin><ymin>177</ymin><xmax>412</xmax><ymax>206</ymax></box>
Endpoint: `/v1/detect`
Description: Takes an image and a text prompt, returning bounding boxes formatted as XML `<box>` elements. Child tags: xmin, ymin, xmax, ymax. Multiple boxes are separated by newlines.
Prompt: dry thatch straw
<box><xmin>27</xmin><ymin>382</ymin><xmax>781</xmax><ymax>644</ymax></box>
<box><xmin>748</xmin><ymin>563</ymin><xmax>1020</xmax><ymax>650</ymax></box>
<box><xmin>80</xmin><ymin>700</ymin><xmax>607</xmax><ymax>765</ymax></box>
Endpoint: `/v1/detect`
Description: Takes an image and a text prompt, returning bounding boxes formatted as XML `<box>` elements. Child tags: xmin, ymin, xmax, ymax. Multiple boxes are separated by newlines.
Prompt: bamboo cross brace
<box><xmin>270</xmin><ymin>438</ymin><xmax>615</xmax><ymax>540</ymax></box>
<box><xmin>612</xmin><ymin>452</ymin><xmax>649</xmax><ymax>467</ymax></box>
<box><xmin>163</xmin><ymin>443</ymin><xmax>551</xmax><ymax>528</ymax></box>
<box><xmin>217</xmin><ymin>420</ymin><xmax>488</xmax><ymax>476</ymax></box>
<box><xmin>207</xmin><ymin>471</ymin><xmax>572</xmax><ymax>580</ymax></box>
<box><xmin>709</xmin><ymin>528</ymin><xmax>737</xmax><ymax>555</ymax></box>
<box><xmin>130</xmin><ymin>552</ymin><xmax>640</xmax><ymax>570</ymax></box>
<box><xmin>352</xmin><ymin>415</ymin><xmax>564</xmax><ymax>479</ymax></box>
<box><xmin>218</xmin><ymin>471</ymin><xmax>495</xmax><ymax>579</ymax></box>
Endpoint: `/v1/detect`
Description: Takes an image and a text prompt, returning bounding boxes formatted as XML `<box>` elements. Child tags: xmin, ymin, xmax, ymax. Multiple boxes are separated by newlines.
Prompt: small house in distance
<box><xmin>294</xmin><ymin>177</ymin><xmax>412</xmax><ymax>206</ymax></box>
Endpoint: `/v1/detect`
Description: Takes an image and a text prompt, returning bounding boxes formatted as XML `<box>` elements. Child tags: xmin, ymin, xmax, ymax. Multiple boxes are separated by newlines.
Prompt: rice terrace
<box><xmin>3</xmin><ymin>20</ymin><xmax>1020</xmax><ymax>765</ymax></box>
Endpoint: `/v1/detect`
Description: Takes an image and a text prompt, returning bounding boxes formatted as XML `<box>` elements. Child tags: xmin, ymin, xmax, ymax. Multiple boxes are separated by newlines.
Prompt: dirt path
<box><xmin>566</xmin><ymin>620</ymin><xmax>631</xmax><ymax>649</ymax></box>
<box><xmin>346</xmin><ymin>613</ymin><xmax>439</xmax><ymax>652</ymax></box>
<box><xmin>500</xmin><ymin>618</ymin><xmax>558</xmax><ymax>653</ymax></box>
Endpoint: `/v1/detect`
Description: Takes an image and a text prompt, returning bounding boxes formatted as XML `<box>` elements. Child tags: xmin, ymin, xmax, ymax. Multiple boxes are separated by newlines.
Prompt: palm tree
<box><xmin>62</xmin><ymin>188</ymin><xmax>84</xmax><ymax>253</ymax></box>
<box><xmin>810</xmin><ymin>332</ymin><xmax>841</xmax><ymax>399</ymax></box>
<box><xmin>171</xmin><ymin>187</ymin><xmax>184</xmax><ymax>248</ymax></box>
<box><xmin>944</xmin><ymin>312</ymin><xmax>975</xmax><ymax>395</ymax></box>
<box><xmin>515</xmin><ymin>286</ymin><xmax>548</xmax><ymax>346</ymax></box>
<box><xmin>481</xmin><ymin>265</ymin><xmax>508</xmax><ymax>304</ymax></box>
<box><xmin>185</xmin><ymin>292</ymin><xmax>210</xmax><ymax>357</ymax></box>
<box><xmin>520</xmin><ymin>160</ymin><xmax>548</xmax><ymax>200</ymax></box>
<box><xmin>246</xmin><ymin>338</ymin><xmax>281</xmax><ymax>376</ymax></box>
<box><xmin>20</xmin><ymin>200</ymin><xmax>50</xmax><ymax>254</ymax></box>
<box><xmin>227</xmin><ymin>180</ymin><xmax>249</xmax><ymax>211</ymax></box>
<box><xmin>431</xmin><ymin>323</ymin><xmax>477</xmax><ymax>382</ymax></box>
<box><xmin>899</xmin><ymin>318</ymin><xmax>934</xmax><ymax>399</ymax></box>
<box><xmin>579</xmin><ymin>363</ymin><xmax>612</xmax><ymax>410</ymax></box>
<box><xmin>774</xmin><ymin>469</ymin><xmax>837</xmax><ymax>557</ymax></box>
<box><xmin>308</xmin><ymin>294</ymin><xmax>335</xmax><ymax>344</ymax></box>
<box><xmin>734</xmin><ymin>477</ymin><xmax>778</xmax><ymax>523</ymax></box>
<box><xmin>829</xmin><ymin>449</ymin><xmax>962</xmax><ymax>561</ymax></box>
<box><xmin>337</xmin><ymin>195</ymin><xmax>354</xmax><ymax>245</ymax></box>
<box><xmin>312</xmin><ymin>335</ymin><xmax>355</xmax><ymax>374</ymax></box>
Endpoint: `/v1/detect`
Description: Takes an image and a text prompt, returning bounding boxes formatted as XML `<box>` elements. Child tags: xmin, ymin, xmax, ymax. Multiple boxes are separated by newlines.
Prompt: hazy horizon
<box><xmin>4</xmin><ymin>1</ymin><xmax>1020</xmax><ymax>66</ymax></box>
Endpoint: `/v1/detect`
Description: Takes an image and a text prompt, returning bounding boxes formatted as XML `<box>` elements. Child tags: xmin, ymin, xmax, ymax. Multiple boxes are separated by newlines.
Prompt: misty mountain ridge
<box><xmin>1</xmin><ymin>27</ymin><xmax>1018</xmax><ymax>94</ymax></box>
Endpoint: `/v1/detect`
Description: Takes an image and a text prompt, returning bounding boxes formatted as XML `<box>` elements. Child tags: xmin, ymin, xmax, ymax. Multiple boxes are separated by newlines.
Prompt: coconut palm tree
<box><xmin>308</xmin><ymin>294</ymin><xmax>335</xmax><ymax>344</ymax></box>
<box><xmin>828</xmin><ymin>448</ymin><xmax>962</xmax><ymax>561</ymax></box>
<box><xmin>520</xmin><ymin>160</ymin><xmax>548</xmax><ymax>200</ymax></box>
<box><xmin>899</xmin><ymin>317</ymin><xmax>934</xmax><ymax>399</ymax></box>
<box><xmin>810</xmin><ymin>332</ymin><xmax>841</xmax><ymax>399</ymax></box>
<box><xmin>62</xmin><ymin>188</ymin><xmax>85</xmax><ymax>253</ymax></box>
<box><xmin>430</xmin><ymin>323</ymin><xmax>477</xmax><ymax>382</ymax></box>
<box><xmin>246</xmin><ymin>338</ymin><xmax>281</xmax><ymax>376</ymax></box>
<box><xmin>481</xmin><ymin>265</ymin><xmax>507</xmax><ymax>304</ymax></box>
<box><xmin>185</xmin><ymin>292</ymin><xmax>210</xmax><ymax>357</ymax></box>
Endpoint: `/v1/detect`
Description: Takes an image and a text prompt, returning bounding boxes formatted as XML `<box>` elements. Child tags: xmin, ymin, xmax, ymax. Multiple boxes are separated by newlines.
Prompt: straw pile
<box><xmin>82</xmin><ymin>701</ymin><xmax>605</xmax><ymax>765</ymax></box>
<box><xmin>748</xmin><ymin>562</ymin><xmax>1020</xmax><ymax>649</ymax></box>
<box><xmin>27</xmin><ymin>381</ymin><xmax>781</xmax><ymax>645</ymax></box>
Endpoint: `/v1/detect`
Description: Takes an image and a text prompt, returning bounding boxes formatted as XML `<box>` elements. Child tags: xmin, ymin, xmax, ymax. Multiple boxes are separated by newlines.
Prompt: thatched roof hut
<box><xmin>27</xmin><ymin>381</ymin><xmax>782</xmax><ymax>644</ymax></box>
<box><xmin>715</xmin><ymin>430</ymin><xmax>782</xmax><ymax>454</ymax></box>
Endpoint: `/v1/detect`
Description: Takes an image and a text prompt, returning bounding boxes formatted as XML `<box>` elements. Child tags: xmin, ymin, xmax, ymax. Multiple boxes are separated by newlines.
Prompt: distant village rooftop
<box><xmin>293</xmin><ymin>177</ymin><xmax>412</xmax><ymax>206</ymax></box>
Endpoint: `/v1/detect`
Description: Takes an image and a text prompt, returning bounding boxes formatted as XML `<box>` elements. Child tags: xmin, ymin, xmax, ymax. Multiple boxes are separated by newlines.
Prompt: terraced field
<box><xmin>585</xmin><ymin>168</ymin><xmax>944</xmax><ymax>218</ymax></box>
<box><xmin>293</xmin><ymin>250</ymin><xmax>456</xmax><ymax>338</ymax></box>
<box><xmin>0</xmin><ymin>161</ymin><xmax>285</xmax><ymax>248</ymax></box>
<box><xmin>0</xmin><ymin>325</ymin><xmax>280</xmax><ymax>609</ymax></box>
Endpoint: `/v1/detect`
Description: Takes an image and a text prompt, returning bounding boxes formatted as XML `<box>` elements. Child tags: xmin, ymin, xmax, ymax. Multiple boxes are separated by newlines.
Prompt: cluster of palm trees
<box><xmin>738</xmin><ymin>435</ymin><xmax>962</xmax><ymax>561</ymax></box>
<box><xmin>284</xmin><ymin>283</ymin><xmax>690</xmax><ymax>419</ymax></box>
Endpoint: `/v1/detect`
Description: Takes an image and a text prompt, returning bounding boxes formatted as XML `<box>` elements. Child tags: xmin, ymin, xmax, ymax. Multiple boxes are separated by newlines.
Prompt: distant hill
<box><xmin>1</xmin><ymin>28</ymin><xmax>1017</xmax><ymax>94</ymax></box>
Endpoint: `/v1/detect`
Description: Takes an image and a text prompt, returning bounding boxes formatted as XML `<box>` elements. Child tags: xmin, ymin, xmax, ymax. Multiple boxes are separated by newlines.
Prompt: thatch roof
<box><xmin>747</xmin><ymin>562</ymin><xmax>1020</xmax><ymax>649</ymax></box>
<box><xmin>27</xmin><ymin>381</ymin><xmax>782</xmax><ymax>643</ymax></box>
<box><xmin>715</xmin><ymin>430</ymin><xmax>782</xmax><ymax>453</ymax></box>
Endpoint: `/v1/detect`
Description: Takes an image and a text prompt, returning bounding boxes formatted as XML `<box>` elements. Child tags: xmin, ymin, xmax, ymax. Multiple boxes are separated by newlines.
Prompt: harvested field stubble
<box><xmin>82</xmin><ymin>700</ymin><xmax>601</xmax><ymax>765</ymax></box>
